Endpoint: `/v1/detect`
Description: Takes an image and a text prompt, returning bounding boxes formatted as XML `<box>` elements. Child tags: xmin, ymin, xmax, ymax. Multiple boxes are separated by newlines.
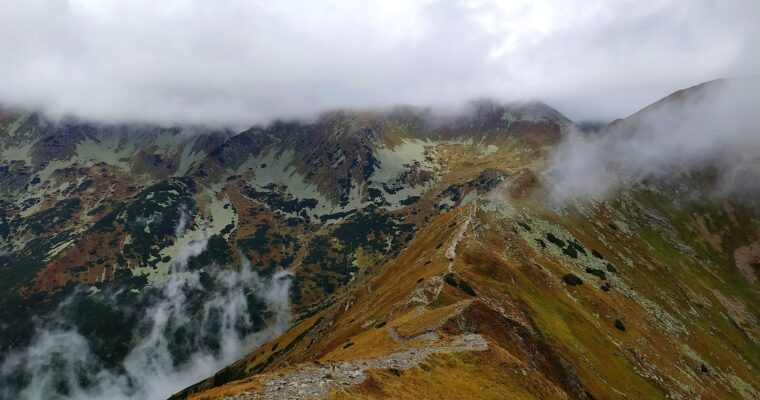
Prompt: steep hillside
<box><xmin>0</xmin><ymin>101</ymin><xmax>572</xmax><ymax>399</ymax></box>
<box><xmin>0</xmin><ymin>113</ymin><xmax>231</xmax><ymax>299</ymax></box>
<box><xmin>175</xmin><ymin>86</ymin><xmax>760</xmax><ymax>400</ymax></box>
<box><xmin>1</xmin><ymin>86</ymin><xmax>758</xmax><ymax>399</ymax></box>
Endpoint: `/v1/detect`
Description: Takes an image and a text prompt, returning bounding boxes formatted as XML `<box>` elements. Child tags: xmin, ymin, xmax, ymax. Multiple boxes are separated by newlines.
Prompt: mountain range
<box><xmin>0</xmin><ymin>79</ymin><xmax>758</xmax><ymax>399</ymax></box>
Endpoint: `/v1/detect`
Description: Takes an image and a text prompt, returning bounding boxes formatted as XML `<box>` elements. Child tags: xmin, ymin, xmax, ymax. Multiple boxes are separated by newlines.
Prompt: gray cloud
<box><xmin>0</xmin><ymin>0</ymin><xmax>758</xmax><ymax>126</ymax></box>
<box><xmin>548</xmin><ymin>78</ymin><xmax>760</xmax><ymax>202</ymax></box>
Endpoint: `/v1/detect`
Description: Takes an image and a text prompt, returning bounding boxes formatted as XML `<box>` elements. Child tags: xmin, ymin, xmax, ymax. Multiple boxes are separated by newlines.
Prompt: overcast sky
<box><xmin>0</xmin><ymin>0</ymin><xmax>758</xmax><ymax>126</ymax></box>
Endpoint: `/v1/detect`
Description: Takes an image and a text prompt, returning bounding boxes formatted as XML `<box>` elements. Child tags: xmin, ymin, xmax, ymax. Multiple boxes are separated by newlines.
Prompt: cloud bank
<box><xmin>548</xmin><ymin>78</ymin><xmax>760</xmax><ymax>201</ymax></box>
<box><xmin>0</xmin><ymin>0</ymin><xmax>758</xmax><ymax>126</ymax></box>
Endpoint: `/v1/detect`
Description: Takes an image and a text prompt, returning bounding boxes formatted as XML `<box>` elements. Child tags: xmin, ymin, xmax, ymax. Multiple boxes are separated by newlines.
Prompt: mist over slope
<box><xmin>1</xmin><ymin>226</ymin><xmax>293</xmax><ymax>400</ymax></box>
<box><xmin>549</xmin><ymin>78</ymin><xmax>760</xmax><ymax>201</ymax></box>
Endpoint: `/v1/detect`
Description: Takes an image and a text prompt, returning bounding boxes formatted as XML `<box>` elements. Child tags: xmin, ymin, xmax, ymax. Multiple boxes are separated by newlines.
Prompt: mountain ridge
<box><xmin>1</xmin><ymin>82</ymin><xmax>759</xmax><ymax>399</ymax></box>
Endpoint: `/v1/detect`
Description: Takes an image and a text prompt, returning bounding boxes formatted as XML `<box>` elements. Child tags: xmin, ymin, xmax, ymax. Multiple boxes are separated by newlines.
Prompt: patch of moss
<box><xmin>458</xmin><ymin>279</ymin><xmax>477</xmax><ymax>296</ymax></box>
<box><xmin>562</xmin><ymin>273</ymin><xmax>583</xmax><ymax>286</ymax></box>
<box><xmin>517</xmin><ymin>222</ymin><xmax>531</xmax><ymax>231</ymax></box>
<box><xmin>443</xmin><ymin>273</ymin><xmax>458</xmax><ymax>287</ymax></box>
<box><xmin>614</xmin><ymin>319</ymin><xmax>625</xmax><ymax>331</ymax></box>
<box><xmin>187</xmin><ymin>234</ymin><xmax>233</xmax><ymax>270</ymax></box>
<box><xmin>25</xmin><ymin>198</ymin><xmax>81</xmax><ymax>235</ymax></box>
<box><xmin>562</xmin><ymin>245</ymin><xmax>579</xmax><ymax>259</ymax></box>
<box><xmin>546</xmin><ymin>233</ymin><xmax>565</xmax><ymax>248</ymax></box>
<box><xmin>585</xmin><ymin>268</ymin><xmax>606</xmax><ymax>280</ymax></box>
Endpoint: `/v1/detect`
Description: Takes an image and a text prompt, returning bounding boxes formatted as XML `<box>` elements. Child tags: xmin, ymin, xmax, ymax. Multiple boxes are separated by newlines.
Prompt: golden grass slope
<box><xmin>183</xmin><ymin>144</ymin><xmax>760</xmax><ymax>399</ymax></box>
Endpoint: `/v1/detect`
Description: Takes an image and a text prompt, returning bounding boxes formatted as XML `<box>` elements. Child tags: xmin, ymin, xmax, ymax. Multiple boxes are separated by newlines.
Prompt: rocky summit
<box><xmin>1</xmin><ymin>81</ymin><xmax>759</xmax><ymax>400</ymax></box>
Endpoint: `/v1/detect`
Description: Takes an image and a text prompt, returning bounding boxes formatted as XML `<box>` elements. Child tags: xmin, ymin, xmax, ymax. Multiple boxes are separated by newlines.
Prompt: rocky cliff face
<box><xmin>1</xmin><ymin>87</ymin><xmax>759</xmax><ymax>399</ymax></box>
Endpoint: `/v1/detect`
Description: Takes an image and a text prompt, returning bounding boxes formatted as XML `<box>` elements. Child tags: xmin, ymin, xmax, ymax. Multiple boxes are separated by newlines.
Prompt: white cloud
<box><xmin>0</xmin><ymin>0</ymin><xmax>758</xmax><ymax>125</ymax></box>
<box><xmin>548</xmin><ymin>78</ymin><xmax>760</xmax><ymax>201</ymax></box>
